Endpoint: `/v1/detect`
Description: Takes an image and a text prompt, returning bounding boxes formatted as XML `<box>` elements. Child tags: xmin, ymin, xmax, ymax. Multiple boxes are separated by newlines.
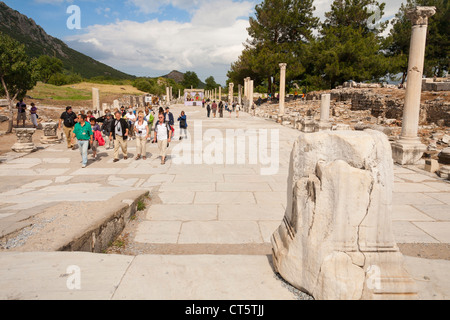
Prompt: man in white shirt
<box><xmin>153</xmin><ymin>113</ymin><xmax>172</xmax><ymax>165</ymax></box>
<box><xmin>126</xmin><ymin>109</ymin><xmax>137</xmax><ymax>141</ymax></box>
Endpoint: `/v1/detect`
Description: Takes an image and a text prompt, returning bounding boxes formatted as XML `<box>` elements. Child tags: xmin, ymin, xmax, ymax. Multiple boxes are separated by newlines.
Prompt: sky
<box><xmin>2</xmin><ymin>0</ymin><xmax>406</xmax><ymax>85</ymax></box>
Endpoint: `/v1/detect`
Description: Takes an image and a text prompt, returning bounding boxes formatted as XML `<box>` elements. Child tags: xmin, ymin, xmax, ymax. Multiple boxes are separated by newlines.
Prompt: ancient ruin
<box><xmin>11</xmin><ymin>128</ymin><xmax>37</xmax><ymax>153</ymax></box>
<box><xmin>272</xmin><ymin>130</ymin><xmax>418</xmax><ymax>300</ymax></box>
<box><xmin>392</xmin><ymin>6</ymin><xmax>436</xmax><ymax>165</ymax></box>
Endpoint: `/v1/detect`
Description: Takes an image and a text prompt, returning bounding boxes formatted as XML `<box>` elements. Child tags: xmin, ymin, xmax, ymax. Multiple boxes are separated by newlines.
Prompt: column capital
<box><xmin>279</xmin><ymin>63</ymin><xmax>287</xmax><ymax>70</ymax></box>
<box><xmin>407</xmin><ymin>6</ymin><xmax>436</xmax><ymax>25</ymax></box>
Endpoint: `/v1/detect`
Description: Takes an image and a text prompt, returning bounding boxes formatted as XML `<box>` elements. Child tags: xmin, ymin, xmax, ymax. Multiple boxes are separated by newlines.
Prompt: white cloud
<box><xmin>66</xmin><ymin>0</ymin><xmax>254</xmax><ymax>82</ymax></box>
<box><xmin>64</xmin><ymin>0</ymin><xmax>404</xmax><ymax>83</ymax></box>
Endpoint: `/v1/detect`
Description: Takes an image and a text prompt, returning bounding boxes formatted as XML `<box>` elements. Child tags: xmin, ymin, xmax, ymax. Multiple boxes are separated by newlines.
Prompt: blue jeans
<box><xmin>78</xmin><ymin>140</ymin><xmax>89</xmax><ymax>166</ymax></box>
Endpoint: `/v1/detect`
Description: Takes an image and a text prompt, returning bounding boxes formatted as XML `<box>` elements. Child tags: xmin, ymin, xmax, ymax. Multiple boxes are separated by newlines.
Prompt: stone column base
<box><xmin>40</xmin><ymin>136</ymin><xmax>61</xmax><ymax>144</ymax></box>
<box><xmin>318</xmin><ymin>121</ymin><xmax>332</xmax><ymax>131</ymax></box>
<box><xmin>391</xmin><ymin>139</ymin><xmax>426</xmax><ymax>165</ymax></box>
<box><xmin>300</xmin><ymin>118</ymin><xmax>318</xmax><ymax>133</ymax></box>
<box><xmin>12</xmin><ymin>143</ymin><xmax>37</xmax><ymax>153</ymax></box>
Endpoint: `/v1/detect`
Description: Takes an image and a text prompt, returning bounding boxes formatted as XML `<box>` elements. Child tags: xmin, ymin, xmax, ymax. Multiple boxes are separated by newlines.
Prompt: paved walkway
<box><xmin>0</xmin><ymin>104</ymin><xmax>449</xmax><ymax>300</ymax></box>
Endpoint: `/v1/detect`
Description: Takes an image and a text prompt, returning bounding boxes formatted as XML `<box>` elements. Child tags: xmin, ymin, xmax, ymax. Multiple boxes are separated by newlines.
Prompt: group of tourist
<box><xmin>15</xmin><ymin>100</ymin><xmax>39</xmax><ymax>128</ymax></box>
<box><xmin>206</xmin><ymin>100</ymin><xmax>241</xmax><ymax>119</ymax></box>
<box><xmin>59</xmin><ymin>104</ymin><xmax>189</xmax><ymax>168</ymax></box>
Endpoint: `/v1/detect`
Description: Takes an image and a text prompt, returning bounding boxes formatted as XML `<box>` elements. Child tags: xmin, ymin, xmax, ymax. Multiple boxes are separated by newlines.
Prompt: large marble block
<box><xmin>271</xmin><ymin>130</ymin><xmax>417</xmax><ymax>300</ymax></box>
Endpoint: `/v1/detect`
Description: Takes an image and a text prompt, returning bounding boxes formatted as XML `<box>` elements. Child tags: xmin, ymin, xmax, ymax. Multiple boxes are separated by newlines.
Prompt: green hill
<box><xmin>0</xmin><ymin>1</ymin><xmax>133</xmax><ymax>80</ymax></box>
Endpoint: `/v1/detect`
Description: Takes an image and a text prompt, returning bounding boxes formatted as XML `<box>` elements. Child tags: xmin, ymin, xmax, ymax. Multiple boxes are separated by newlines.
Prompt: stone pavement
<box><xmin>0</xmin><ymin>104</ymin><xmax>449</xmax><ymax>300</ymax></box>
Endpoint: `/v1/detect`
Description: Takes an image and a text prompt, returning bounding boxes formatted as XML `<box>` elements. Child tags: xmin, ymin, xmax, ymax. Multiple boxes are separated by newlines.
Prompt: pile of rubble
<box><xmin>252</xmin><ymin>87</ymin><xmax>450</xmax><ymax>179</ymax></box>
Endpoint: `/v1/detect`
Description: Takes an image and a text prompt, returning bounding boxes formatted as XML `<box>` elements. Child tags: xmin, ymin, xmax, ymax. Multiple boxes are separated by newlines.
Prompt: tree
<box><xmin>386</xmin><ymin>0</ymin><xmax>449</xmax><ymax>80</ymax></box>
<box><xmin>0</xmin><ymin>33</ymin><xmax>38</xmax><ymax>133</ymax></box>
<box><xmin>315</xmin><ymin>0</ymin><xmax>392</xmax><ymax>88</ymax></box>
<box><xmin>229</xmin><ymin>0</ymin><xmax>318</xmax><ymax>93</ymax></box>
<box><xmin>36</xmin><ymin>55</ymin><xmax>63</xmax><ymax>83</ymax></box>
<box><xmin>182</xmin><ymin>71</ymin><xmax>200</xmax><ymax>89</ymax></box>
<box><xmin>205</xmin><ymin>76</ymin><xmax>219</xmax><ymax>91</ymax></box>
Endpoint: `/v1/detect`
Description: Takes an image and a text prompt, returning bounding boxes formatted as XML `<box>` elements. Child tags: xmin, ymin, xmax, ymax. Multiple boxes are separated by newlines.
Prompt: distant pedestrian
<box><xmin>110</xmin><ymin>111</ymin><xmax>129</xmax><ymax>162</ymax></box>
<box><xmin>178</xmin><ymin>111</ymin><xmax>188</xmax><ymax>140</ymax></box>
<box><xmin>16</xmin><ymin>100</ymin><xmax>27</xmax><ymax>128</ymax></box>
<box><xmin>154</xmin><ymin>113</ymin><xmax>172</xmax><ymax>165</ymax></box>
<box><xmin>134</xmin><ymin>111</ymin><xmax>149</xmax><ymax>160</ymax></box>
<box><xmin>212</xmin><ymin>101</ymin><xmax>217</xmax><ymax>118</ymax></box>
<box><xmin>30</xmin><ymin>103</ymin><xmax>38</xmax><ymax>128</ymax></box>
<box><xmin>236</xmin><ymin>103</ymin><xmax>241</xmax><ymax>118</ymax></box>
<box><xmin>219</xmin><ymin>101</ymin><xmax>224</xmax><ymax>118</ymax></box>
<box><xmin>59</xmin><ymin>106</ymin><xmax>78</xmax><ymax>149</ymax></box>
<box><xmin>207</xmin><ymin>103</ymin><xmax>211</xmax><ymax>118</ymax></box>
<box><xmin>72</xmin><ymin>114</ymin><xmax>93</xmax><ymax>168</ymax></box>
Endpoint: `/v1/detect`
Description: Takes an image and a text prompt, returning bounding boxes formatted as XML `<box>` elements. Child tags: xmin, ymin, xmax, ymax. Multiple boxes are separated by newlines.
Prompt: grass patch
<box><xmin>137</xmin><ymin>200</ymin><xmax>146</xmax><ymax>212</ymax></box>
<box><xmin>29</xmin><ymin>82</ymin><xmax>91</xmax><ymax>101</ymax></box>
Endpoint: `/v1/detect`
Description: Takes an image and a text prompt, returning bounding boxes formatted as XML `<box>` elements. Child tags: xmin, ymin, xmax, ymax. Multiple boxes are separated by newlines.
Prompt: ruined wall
<box><xmin>307</xmin><ymin>88</ymin><xmax>450</xmax><ymax>126</ymax></box>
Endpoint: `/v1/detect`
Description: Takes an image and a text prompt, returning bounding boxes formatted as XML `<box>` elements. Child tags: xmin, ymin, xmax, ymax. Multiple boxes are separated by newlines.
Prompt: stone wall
<box><xmin>306</xmin><ymin>88</ymin><xmax>450</xmax><ymax>126</ymax></box>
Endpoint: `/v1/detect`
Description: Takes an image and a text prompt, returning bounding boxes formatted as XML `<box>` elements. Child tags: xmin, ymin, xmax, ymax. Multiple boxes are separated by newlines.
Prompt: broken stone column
<box><xmin>229</xmin><ymin>83</ymin><xmax>234</xmax><ymax>104</ymax></box>
<box><xmin>238</xmin><ymin>84</ymin><xmax>242</xmax><ymax>105</ymax></box>
<box><xmin>92</xmin><ymin>88</ymin><xmax>100</xmax><ymax>112</ymax></box>
<box><xmin>279</xmin><ymin>63</ymin><xmax>287</xmax><ymax>120</ymax></box>
<box><xmin>113</xmin><ymin>100</ymin><xmax>120</xmax><ymax>111</ymax></box>
<box><xmin>319</xmin><ymin>94</ymin><xmax>332</xmax><ymax>131</ymax></box>
<box><xmin>40</xmin><ymin>122</ymin><xmax>60</xmax><ymax>144</ymax></box>
<box><xmin>272</xmin><ymin>130</ymin><xmax>418</xmax><ymax>300</ymax></box>
<box><xmin>166</xmin><ymin>87</ymin><xmax>171</xmax><ymax>104</ymax></box>
<box><xmin>248</xmin><ymin>80</ymin><xmax>254</xmax><ymax>113</ymax></box>
<box><xmin>392</xmin><ymin>6</ymin><xmax>436</xmax><ymax>165</ymax></box>
<box><xmin>12</xmin><ymin>128</ymin><xmax>37</xmax><ymax>153</ymax></box>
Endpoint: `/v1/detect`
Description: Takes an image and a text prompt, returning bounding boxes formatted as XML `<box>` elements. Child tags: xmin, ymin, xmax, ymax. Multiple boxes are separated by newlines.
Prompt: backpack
<box><xmin>95</xmin><ymin>131</ymin><xmax>105</xmax><ymax>146</ymax></box>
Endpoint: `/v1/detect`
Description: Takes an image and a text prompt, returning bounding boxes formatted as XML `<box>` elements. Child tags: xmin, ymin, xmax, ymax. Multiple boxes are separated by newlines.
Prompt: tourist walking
<box><xmin>134</xmin><ymin>111</ymin><xmax>149</xmax><ymax>160</ymax></box>
<box><xmin>177</xmin><ymin>111</ymin><xmax>188</xmax><ymax>140</ymax></box>
<box><xmin>126</xmin><ymin>109</ymin><xmax>136</xmax><ymax>141</ymax></box>
<box><xmin>110</xmin><ymin>111</ymin><xmax>129</xmax><ymax>162</ymax></box>
<box><xmin>16</xmin><ymin>100</ymin><xmax>27</xmax><ymax>128</ymax></box>
<box><xmin>30</xmin><ymin>103</ymin><xmax>38</xmax><ymax>128</ymax></box>
<box><xmin>219</xmin><ymin>101</ymin><xmax>224</xmax><ymax>118</ymax></box>
<box><xmin>153</xmin><ymin>113</ymin><xmax>172</xmax><ymax>165</ymax></box>
<box><xmin>164</xmin><ymin>107</ymin><xmax>174</xmax><ymax>126</ymax></box>
<box><xmin>145</xmin><ymin>107</ymin><xmax>155</xmax><ymax>138</ymax></box>
<box><xmin>207</xmin><ymin>103</ymin><xmax>211</xmax><ymax>118</ymax></box>
<box><xmin>212</xmin><ymin>101</ymin><xmax>217</xmax><ymax>118</ymax></box>
<box><xmin>71</xmin><ymin>114</ymin><xmax>93</xmax><ymax>168</ymax></box>
<box><xmin>236</xmin><ymin>103</ymin><xmax>241</xmax><ymax>118</ymax></box>
<box><xmin>101</xmin><ymin>113</ymin><xmax>114</xmax><ymax>149</ymax></box>
<box><xmin>90</xmin><ymin>118</ymin><xmax>102</xmax><ymax>159</ymax></box>
<box><xmin>59</xmin><ymin>106</ymin><xmax>78</xmax><ymax>149</ymax></box>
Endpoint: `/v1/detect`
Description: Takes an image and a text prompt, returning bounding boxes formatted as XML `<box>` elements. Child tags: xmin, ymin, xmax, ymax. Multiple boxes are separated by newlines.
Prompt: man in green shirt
<box><xmin>72</xmin><ymin>114</ymin><xmax>93</xmax><ymax>168</ymax></box>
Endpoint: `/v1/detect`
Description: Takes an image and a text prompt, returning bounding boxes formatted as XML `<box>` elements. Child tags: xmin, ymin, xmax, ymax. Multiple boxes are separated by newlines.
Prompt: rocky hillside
<box><xmin>0</xmin><ymin>1</ymin><xmax>132</xmax><ymax>79</ymax></box>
